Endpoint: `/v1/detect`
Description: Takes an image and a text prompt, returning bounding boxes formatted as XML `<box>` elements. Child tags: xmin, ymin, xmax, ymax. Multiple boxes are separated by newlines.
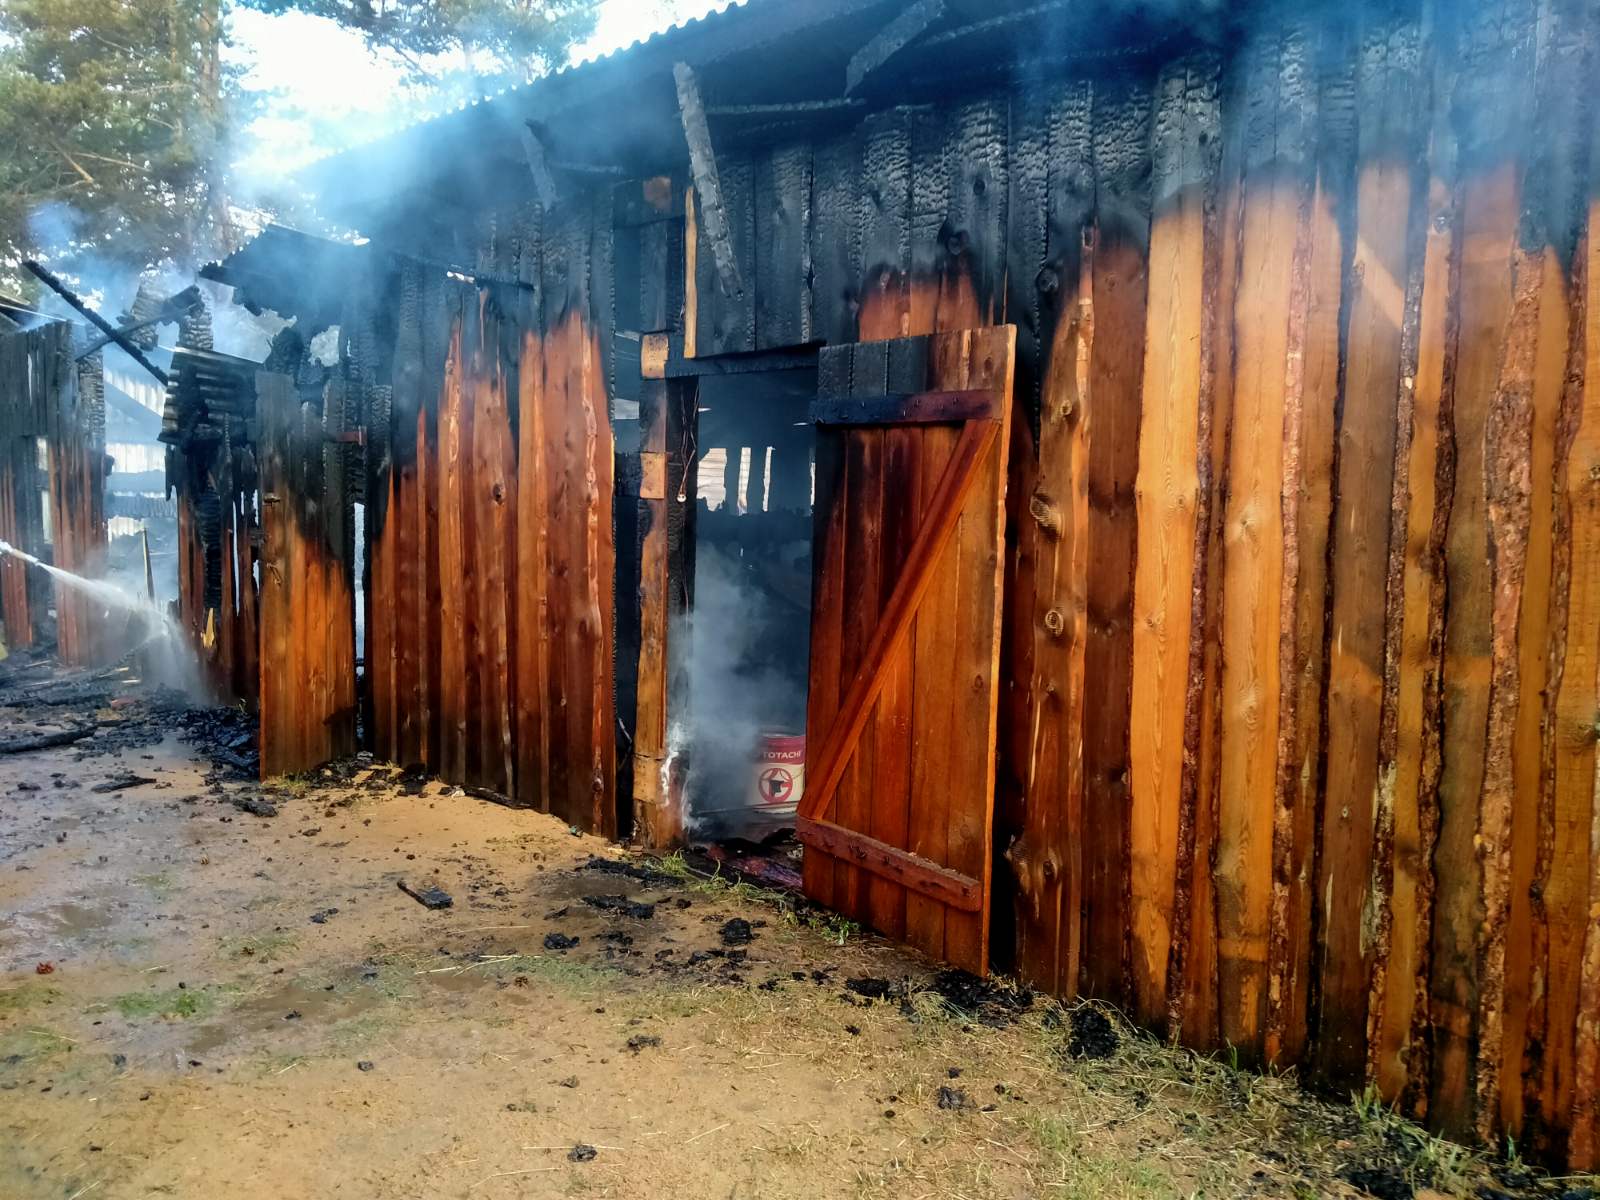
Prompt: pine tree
<box><xmin>0</xmin><ymin>0</ymin><xmax>600</xmax><ymax>293</ymax></box>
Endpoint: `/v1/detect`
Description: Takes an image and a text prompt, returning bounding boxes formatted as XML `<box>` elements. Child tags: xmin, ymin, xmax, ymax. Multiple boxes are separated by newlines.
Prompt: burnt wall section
<box><xmin>364</xmin><ymin>208</ymin><xmax>617</xmax><ymax>836</ymax></box>
<box><xmin>652</xmin><ymin>0</ymin><xmax>1600</xmax><ymax>1167</ymax></box>
<box><xmin>982</xmin><ymin>0</ymin><xmax>1600</xmax><ymax>1172</ymax></box>
<box><xmin>304</xmin><ymin>0</ymin><xmax>1600</xmax><ymax>1167</ymax></box>
<box><xmin>256</xmin><ymin>370</ymin><xmax>358</xmax><ymax>777</ymax></box>
<box><xmin>0</xmin><ymin>320</ymin><xmax>109</xmax><ymax>665</ymax></box>
<box><xmin>161</xmin><ymin>303</ymin><xmax>264</xmax><ymax>704</ymax></box>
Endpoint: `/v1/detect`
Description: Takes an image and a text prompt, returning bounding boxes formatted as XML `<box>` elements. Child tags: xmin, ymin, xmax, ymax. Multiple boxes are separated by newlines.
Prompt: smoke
<box><xmin>0</xmin><ymin>541</ymin><xmax>203</xmax><ymax>696</ymax></box>
<box><xmin>670</xmin><ymin>545</ymin><xmax>807</xmax><ymax>838</ymax></box>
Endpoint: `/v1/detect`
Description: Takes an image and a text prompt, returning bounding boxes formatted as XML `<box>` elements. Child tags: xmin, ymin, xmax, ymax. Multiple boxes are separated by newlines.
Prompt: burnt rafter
<box><xmin>519</xmin><ymin>121</ymin><xmax>561</xmax><ymax>210</ymax></box>
<box><xmin>673</xmin><ymin>60</ymin><xmax>743</xmax><ymax>298</ymax></box>
<box><xmin>845</xmin><ymin>0</ymin><xmax>944</xmax><ymax>95</ymax></box>
<box><xmin>21</xmin><ymin>260</ymin><xmax>170</xmax><ymax>386</ymax></box>
<box><xmin>75</xmin><ymin>285</ymin><xmax>203</xmax><ymax>360</ymax></box>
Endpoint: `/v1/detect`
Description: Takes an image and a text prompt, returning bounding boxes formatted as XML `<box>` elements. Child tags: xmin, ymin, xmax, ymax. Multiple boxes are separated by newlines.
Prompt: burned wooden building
<box><xmin>0</xmin><ymin>312</ymin><xmax>111</xmax><ymax>665</ymax></box>
<box><xmin>177</xmin><ymin>0</ymin><xmax>1600</xmax><ymax>1169</ymax></box>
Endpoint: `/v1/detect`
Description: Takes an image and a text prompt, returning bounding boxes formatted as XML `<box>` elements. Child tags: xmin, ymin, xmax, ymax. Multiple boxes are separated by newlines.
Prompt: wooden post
<box><xmin>633</xmin><ymin>375</ymin><xmax>698</xmax><ymax>848</ymax></box>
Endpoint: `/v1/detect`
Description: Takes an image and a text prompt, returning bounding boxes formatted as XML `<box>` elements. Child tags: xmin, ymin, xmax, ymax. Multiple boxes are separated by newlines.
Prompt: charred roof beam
<box><xmin>845</xmin><ymin>0</ymin><xmax>944</xmax><ymax>95</ymax></box>
<box><xmin>673</xmin><ymin>60</ymin><xmax>743</xmax><ymax>299</ymax></box>
<box><xmin>519</xmin><ymin>121</ymin><xmax>561</xmax><ymax>210</ymax></box>
<box><xmin>22</xmin><ymin>260</ymin><xmax>169</xmax><ymax>386</ymax></box>
<box><xmin>74</xmin><ymin>285</ymin><xmax>203</xmax><ymax>360</ymax></box>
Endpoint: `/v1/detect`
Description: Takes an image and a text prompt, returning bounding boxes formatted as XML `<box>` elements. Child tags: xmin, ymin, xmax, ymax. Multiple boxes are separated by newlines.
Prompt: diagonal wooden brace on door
<box><xmin>797</xmin><ymin>416</ymin><xmax>997</xmax><ymax>911</ymax></box>
<box><xmin>801</xmin><ymin>325</ymin><xmax>1015</xmax><ymax>974</ymax></box>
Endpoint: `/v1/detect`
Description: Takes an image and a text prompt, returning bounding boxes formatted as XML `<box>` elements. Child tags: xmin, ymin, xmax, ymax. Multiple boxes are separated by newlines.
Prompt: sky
<box><xmin>227</xmin><ymin>0</ymin><xmax>737</xmax><ymax>190</ymax></box>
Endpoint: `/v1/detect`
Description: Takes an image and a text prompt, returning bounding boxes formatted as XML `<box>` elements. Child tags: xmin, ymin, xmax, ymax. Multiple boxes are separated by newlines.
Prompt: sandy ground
<box><xmin>0</xmin><ymin>661</ymin><xmax>1592</xmax><ymax>1200</ymax></box>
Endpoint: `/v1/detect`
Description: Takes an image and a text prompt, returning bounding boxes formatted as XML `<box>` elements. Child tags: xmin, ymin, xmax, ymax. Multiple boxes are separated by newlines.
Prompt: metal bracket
<box><xmin>673</xmin><ymin>61</ymin><xmax>743</xmax><ymax>299</ymax></box>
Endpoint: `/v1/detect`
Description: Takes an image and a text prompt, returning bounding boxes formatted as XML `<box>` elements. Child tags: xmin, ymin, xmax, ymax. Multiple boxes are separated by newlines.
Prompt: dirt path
<box><xmin>0</xmin><ymin>663</ymin><xmax>1584</xmax><ymax>1199</ymax></box>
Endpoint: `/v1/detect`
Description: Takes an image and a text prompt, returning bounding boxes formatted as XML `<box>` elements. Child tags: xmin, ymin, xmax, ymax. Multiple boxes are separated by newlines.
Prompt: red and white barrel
<box><xmin>752</xmin><ymin>731</ymin><xmax>805</xmax><ymax>817</ymax></box>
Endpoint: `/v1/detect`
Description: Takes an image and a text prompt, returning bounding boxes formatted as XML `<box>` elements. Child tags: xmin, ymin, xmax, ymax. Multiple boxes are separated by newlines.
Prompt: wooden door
<box><xmin>800</xmin><ymin>326</ymin><xmax>1015</xmax><ymax>975</ymax></box>
<box><xmin>256</xmin><ymin>371</ymin><xmax>357</xmax><ymax>778</ymax></box>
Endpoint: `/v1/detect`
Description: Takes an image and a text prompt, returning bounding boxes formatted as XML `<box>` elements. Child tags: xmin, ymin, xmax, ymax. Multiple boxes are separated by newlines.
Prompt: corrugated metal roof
<box><xmin>300</xmin><ymin>0</ymin><xmax>754</xmax><ymax>170</ymax></box>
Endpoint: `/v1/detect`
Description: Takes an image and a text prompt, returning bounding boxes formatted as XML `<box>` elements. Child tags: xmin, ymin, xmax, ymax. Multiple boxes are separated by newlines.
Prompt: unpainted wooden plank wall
<box><xmin>674</xmin><ymin>0</ymin><xmax>1600</xmax><ymax>1168</ymax></box>
<box><xmin>256</xmin><ymin>371</ymin><xmax>357</xmax><ymax>777</ymax></box>
<box><xmin>366</xmin><ymin>206</ymin><xmax>617</xmax><ymax>835</ymax></box>
<box><xmin>994</xmin><ymin>0</ymin><xmax>1598</xmax><ymax>1170</ymax></box>
<box><xmin>0</xmin><ymin>322</ymin><xmax>107</xmax><ymax>664</ymax></box>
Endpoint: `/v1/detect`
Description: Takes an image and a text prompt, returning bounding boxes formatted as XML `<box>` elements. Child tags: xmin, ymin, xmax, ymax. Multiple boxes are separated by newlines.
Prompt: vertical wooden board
<box><xmin>941</xmin><ymin>97</ymin><xmax>1009</xmax><ymax>330</ymax></box>
<box><xmin>255</xmin><ymin>373</ymin><xmax>292</xmax><ymax>778</ymax></box>
<box><xmin>1020</xmin><ymin>256</ymin><xmax>1092</xmax><ymax>996</ymax></box>
<box><xmin>945</xmin><ymin>328</ymin><xmax>1015</xmax><ymax>976</ymax></box>
<box><xmin>836</xmin><ymin>427</ymin><xmax>885</xmax><ymax>922</ymax></box>
<box><xmin>516</xmin><ymin>328</ymin><xmax>552</xmax><ymax>811</ymax></box>
<box><xmin>693</xmin><ymin>155</ymin><xmax>757</xmax><ymax>357</ymax></box>
<box><xmin>1496</xmin><ymin>1</ymin><xmax>1588</xmax><ymax>1146</ymax></box>
<box><xmin>1498</xmin><ymin>243</ymin><xmax>1568</xmax><ymax>1136</ymax></box>
<box><xmin>905</xmin><ymin>420</ymin><xmax>959</xmax><ymax>963</ymax></box>
<box><xmin>236</xmin><ymin>499</ymin><xmax>259</xmax><ymax>711</ymax></box>
<box><xmin>372</xmin><ymin>468</ymin><xmax>397</xmax><ymax>761</ymax></box>
<box><xmin>1313</xmin><ymin>25</ymin><xmax>1416</xmax><ymax>1083</ymax></box>
<box><xmin>1080</xmin><ymin>72</ymin><xmax>1150</xmax><ymax>1002</ymax></box>
<box><xmin>902</xmin><ymin>107</ymin><xmax>945</xmax><ymax>337</ymax></box>
<box><xmin>810</xmin><ymin>129</ymin><xmax>863</xmax><ymax>347</ymax></box>
<box><xmin>995</xmin><ymin>90</ymin><xmax>1049</xmax><ymax>979</ymax></box>
<box><xmin>1564</xmin><ymin>189</ymin><xmax>1600</xmax><ymax>1172</ymax></box>
<box><xmin>1277</xmin><ymin>153</ymin><xmax>1345</xmax><ymax>1066</ymax></box>
<box><xmin>481</xmin><ymin>295</ymin><xmax>519</xmax><ymax>793</ymax></box>
<box><xmin>857</xmin><ymin>109</ymin><xmax>914</xmax><ymax>341</ymax></box>
<box><xmin>1373</xmin><ymin>141</ymin><xmax>1456</xmax><ymax>1117</ymax></box>
<box><xmin>1131</xmin><ymin>52</ymin><xmax>1220</xmax><ymax>1028</ymax></box>
<box><xmin>755</xmin><ymin>143</ymin><xmax>814</xmax><ymax>350</ymax></box>
<box><xmin>1428</xmin><ymin>159</ymin><xmax>1518</xmax><ymax>1139</ymax></box>
<box><xmin>1550</xmin><ymin>197</ymin><xmax>1600</xmax><ymax>1167</ymax></box>
<box><xmin>803</xmin><ymin>427</ymin><xmax>848</xmax><ymax>907</ymax></box>
<box><xmin>1009</xmin><ymin>77</ymin><xmax>1091</xmax><ymax>998</ymax></box>
<box><xmin>867</xmin><ymin>425</ymin><xmax>921</xmax><ymax>941</ymax></box>
<box><xmin>544</xmin><ymin>315</ymin><xmax>577</xmax><ymax>820</ymax></box>
<box><xmin>631</xmin><ymin>377</ymin><xmax>683</xmax><ymax>845</ymax></box>
<box><xmin>437</xmin><ymin>314</ymin><xmax>469</xmax><ymax>784</ymax></box>
<box><xmin>458</xmin><ymin>304</ymin><xmax>487</xmax><ymax>788</ymax></box>
<box><xmin>582</xmin><ymin>314</ymin><xmax>617</xmax><ymax>837</ymax></box>
<box><xmin>1214</xmin><ymin>27</ymin><xmax>1308</xmax><ymax>1062</ymax></box>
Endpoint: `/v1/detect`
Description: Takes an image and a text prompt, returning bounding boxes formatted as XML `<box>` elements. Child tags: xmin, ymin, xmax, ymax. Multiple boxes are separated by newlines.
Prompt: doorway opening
<box><xmin>671</xmin><ymin>367</ymin><xmax>815</xmax><ymax>850</ymax></box>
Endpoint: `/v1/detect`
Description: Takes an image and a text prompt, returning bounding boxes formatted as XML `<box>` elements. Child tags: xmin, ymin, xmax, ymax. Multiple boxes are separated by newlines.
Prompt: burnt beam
<box><xmin>845</xmin><ymin>0</ymin><xmax>944</xmax><ymax>95</ymax></box>
<box><xmin>519</xmin><ymin>121</ymin><xmax>560</xmax><ymax>210</ymax></box>
<box><xmin>673</xmin><ymin>61</ymin><xmax>743</xmax><ymax>299</ymax></box>
<box><xmin>22</xmin><ymin>260</ymin><xmax>169</xmax><ymax>386</ymax></box>
<box><xmin>75</xmin><ymin>285</ymin><xmax>203</xmax><ymax>360</ymax></box>
<box><xmin>706</xmin><ymin>98</ymin><xmax>867</xmax><ymax>118</ymax></box>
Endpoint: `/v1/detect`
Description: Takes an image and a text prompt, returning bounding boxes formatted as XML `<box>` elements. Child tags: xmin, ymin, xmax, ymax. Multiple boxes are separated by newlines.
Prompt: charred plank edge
<box><xmin>810</xmin><ymin>389</ymin><xmax>999</xmax><ymax>425</ymax></box>
<box><xmin>656</xmin><ymin>334</ymin><xmax>818</xmax><ymax>377</ymax></box>
<box><xmin>797</xmin><ymin>814</ymin><xmax>982</xmax><ymax>911</ymax></box>
<box><xmin>673</xmin><ymin>61</ymin><xmax>743</xmax><ymax>298</ymax></box>
<box><xmin>846</xmin><ymin>0</ymin><xmax>945</xmax><ymax>96</ymax></box>
<box><xmin>707</xmin><ymin>98</ymin><xmax>867</xmax><ymax>118</ymax></box>
<box><xmin>799</xmin><ymin>418</ymin><xmax>998</xmax><ymax>824</ymax></box>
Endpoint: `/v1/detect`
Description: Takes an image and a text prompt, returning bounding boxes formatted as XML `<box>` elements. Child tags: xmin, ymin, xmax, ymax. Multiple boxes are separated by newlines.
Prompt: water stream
<box><xmin>0</xmin><ymin>538</ymin><xmax>200</xmax><ymax>690</ymax></box>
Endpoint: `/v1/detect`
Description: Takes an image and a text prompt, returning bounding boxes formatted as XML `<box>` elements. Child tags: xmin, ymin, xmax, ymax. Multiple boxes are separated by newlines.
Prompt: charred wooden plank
<box><xmin>845</xmin><ymin>0</ymin><xmax>944</xmax><ymax>96</ymax></box>
<box><xmin>674</xmin><ymin>62</ymin><xmax>744</xmax><ymax>301</ymax></box>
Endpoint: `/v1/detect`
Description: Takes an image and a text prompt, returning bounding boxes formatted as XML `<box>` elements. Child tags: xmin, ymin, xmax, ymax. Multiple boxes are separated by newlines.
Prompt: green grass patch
<box><xmin>107</xmin><ymin>985</ymin><xmax>221</xmax><ymax>1020</ymax></box>
<box><xmin>0</xmin><ymin>1026</ymin><xmax>73</xmax><ymax>1066</ymax></box>
<box><xmin>221</xmin><ymin>930</ymin><xmax>299</xmax><ymax>962</ymax></box>
<box><xmin>0</xmin><ymin>983</ymin><xmax>63</xmax><ymax>1014</ymax></box>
